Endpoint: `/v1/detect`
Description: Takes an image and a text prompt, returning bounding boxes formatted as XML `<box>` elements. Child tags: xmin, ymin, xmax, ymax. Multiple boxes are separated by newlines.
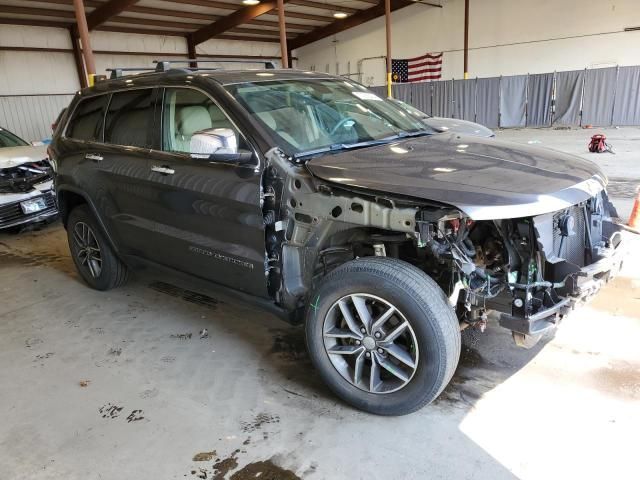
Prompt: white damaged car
<box><xmin>0</xmin><ymin>127</ymin><xmax>57</xmax><ymax>231</ymax></box>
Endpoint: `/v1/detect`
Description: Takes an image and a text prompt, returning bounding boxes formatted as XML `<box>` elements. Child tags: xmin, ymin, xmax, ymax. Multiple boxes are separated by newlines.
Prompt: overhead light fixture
<box><xmin>243</xmin><ymin>0</ymin><xmax>260</xmax><ymax>5</ymax></box>
<box><xmin>333</xmin><ymin>12</ymin><xmax>348</xmax><ymax>19</ymax></box>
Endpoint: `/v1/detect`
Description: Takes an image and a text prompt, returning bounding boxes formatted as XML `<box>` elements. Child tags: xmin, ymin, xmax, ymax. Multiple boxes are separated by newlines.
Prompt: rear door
<box><xmin>86</xmin><ymin>88</ymin><xmax>158</xmax><ymax>256</ymax></box>
<box><xmin>143</xmin><ymin>87</ymin><xmax>267</xmax><ymax>297</ymax></box>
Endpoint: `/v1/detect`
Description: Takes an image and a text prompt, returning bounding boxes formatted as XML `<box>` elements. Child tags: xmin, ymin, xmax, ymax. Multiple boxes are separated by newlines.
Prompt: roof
<box><xmin>80</xmin><ymin>67</ymin><xmax>339</xmax><ymax>94</ymax></box>
<box><xmin>181</xmin><ymin>68</ymin><xmax>336</xmax><ymax>84</ymax></box>
<box><xmin>0</xmin><ymin>0</ymin><xmax>428</xmax><ymax>49</ymax></box>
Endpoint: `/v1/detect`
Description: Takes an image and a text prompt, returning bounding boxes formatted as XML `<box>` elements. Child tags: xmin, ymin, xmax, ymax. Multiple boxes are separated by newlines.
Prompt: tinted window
<box><xmin>161</xmin><ymin>88</ymin><xmax>243</xmax><ymax>153</ymax></box>
<box><xmin>105</xmin><ymin>89</ymin><xmax>154</xmax><ymax>148</ymax></box>
<box><xmin>66</xmin><ymin>95</ymin><xmax>108</xmax><ymax>142</ymax></box>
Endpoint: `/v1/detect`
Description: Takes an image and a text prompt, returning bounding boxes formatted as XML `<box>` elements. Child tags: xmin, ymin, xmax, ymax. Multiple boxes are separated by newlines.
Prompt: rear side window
<box><xmin>104</xmin><ymin>89</ymin><xmax>154</xmax><ymax>148</ymax></box>
<box><xmin>65</xmin><ymin>95</ymin><xmax>108</xmax><ymax>142</ymax></box>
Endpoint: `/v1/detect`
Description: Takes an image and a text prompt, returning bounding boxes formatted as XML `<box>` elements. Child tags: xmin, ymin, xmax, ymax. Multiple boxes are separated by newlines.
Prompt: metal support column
<box><xmin>385</xmin><ymin>0</ymin><xmax>392</xmax><ymax>98</ymax></box>
<box><xmin>463</xmin><ymin>0</ymin><xmax>469</xmax><ymax>79</ymax></box>
<box><xmin>277</xmin><ymin>0</ymin><xmax>289</xmax><ymax>68</ymax></box>
<box><xmin>69</xmin><ymin>28</ymin><xmax>88</xmax><ymax>89</ymax></box>
<box><xmin>187</xmin><ymin>35</ymin><xmax>198</xmax><ymax>68</ymax></box>
<box><xmin>72</xmin><ymin>0</ymin><xmax>96</xmax><ymax>85</ymax></box>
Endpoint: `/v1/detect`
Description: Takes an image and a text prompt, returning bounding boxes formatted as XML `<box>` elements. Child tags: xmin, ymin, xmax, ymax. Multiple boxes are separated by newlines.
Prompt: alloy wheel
<box><xmin>72</xmin><ymin>221</ymin><xmax>102</xmax><ymax>278</ymax></box>
<box><xmin>322</xmin><ymin>293</ymin><xmax>419</xmax><ymax>394</ymax></box>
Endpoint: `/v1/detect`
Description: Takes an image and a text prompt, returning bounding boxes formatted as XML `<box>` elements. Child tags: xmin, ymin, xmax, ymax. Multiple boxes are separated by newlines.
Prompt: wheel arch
<box><xmin>56</xmin><ymin>185</ymin><xmax>120</xmax><ymax>255</ymax></box>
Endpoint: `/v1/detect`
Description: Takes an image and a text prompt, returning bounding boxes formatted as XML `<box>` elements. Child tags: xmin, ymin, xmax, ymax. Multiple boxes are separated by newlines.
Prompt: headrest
<box><xmin>176</xmin><ymin>106</ymin><xmax>212</xmax><ymax>136</ymax></box>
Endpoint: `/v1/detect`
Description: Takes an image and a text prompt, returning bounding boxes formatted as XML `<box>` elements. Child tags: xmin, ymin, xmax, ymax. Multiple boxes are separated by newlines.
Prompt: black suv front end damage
<box><xmin>265</xmin><ymin>145</ymin><xmax>623</xmax><ymax>346</ymax></box>
<box><xmin>415</xmin><ymin>192</ymin><xmax>623</xmax><ymax>345</ymax></box>
<box><xmin>498</xmin><ymin>196</ymin><xmax>624</xmax><ymax>338</ymax></box>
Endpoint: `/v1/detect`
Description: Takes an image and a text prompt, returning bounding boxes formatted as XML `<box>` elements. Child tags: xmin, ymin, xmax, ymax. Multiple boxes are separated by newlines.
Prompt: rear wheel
<box><xmin>67</xmin><ymin>205</ymin><xmax>128</xmax><ymax>290</ymax></box>
<box><xmin>305</xmin><ymin>257</ymin><xmax>460</xmax><ymax>415</ymax></box>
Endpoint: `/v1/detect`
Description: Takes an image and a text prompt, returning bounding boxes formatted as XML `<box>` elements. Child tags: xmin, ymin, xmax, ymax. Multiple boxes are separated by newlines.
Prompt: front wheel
<box><xmin>305</xmin><ymin>257</ymin><xmax>461</xmax><ymax>415</ymax></box>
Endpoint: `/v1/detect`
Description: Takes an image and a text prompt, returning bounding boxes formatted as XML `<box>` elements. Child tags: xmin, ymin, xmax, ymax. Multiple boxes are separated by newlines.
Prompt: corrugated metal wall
<box><xmin>0</xmin><ymin>94</ymin><xmax>74</xmax><ymax>142</ymax></box>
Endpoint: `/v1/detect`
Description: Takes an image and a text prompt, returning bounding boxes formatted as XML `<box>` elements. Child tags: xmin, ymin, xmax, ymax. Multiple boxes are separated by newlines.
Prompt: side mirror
<box><xmin>190</xmin><ymin>128</ymin><xmax>253</xmax><ymax>165</ymax></box>
<box><xmin>190</xmin><ymin>128</ymin><xmax>238</xmax><ymax>156</ymax></box>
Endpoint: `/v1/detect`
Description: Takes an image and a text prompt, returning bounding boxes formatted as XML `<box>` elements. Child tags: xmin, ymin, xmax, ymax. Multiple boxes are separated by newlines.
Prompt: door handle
<box><xmin>85</xmin><ymin>153</ymin><xmax>103</xmax><ymax>162</ymax></box>
<box><xmin>151</xmin><ymin>165</ymin><xmax>175</xmax><ymax>175</ymax></box>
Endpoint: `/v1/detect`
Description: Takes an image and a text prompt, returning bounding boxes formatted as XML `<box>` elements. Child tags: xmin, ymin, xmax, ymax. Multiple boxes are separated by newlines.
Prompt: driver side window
<box><xmin>162</xmin><ymin>88</ymin><xmax>241</xmax><ymax>154</ymax></box>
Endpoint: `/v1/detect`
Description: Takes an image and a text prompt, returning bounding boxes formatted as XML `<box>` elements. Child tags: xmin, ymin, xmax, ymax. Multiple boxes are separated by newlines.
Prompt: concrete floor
<box><xmin>1</xmin><ymin>127</ymin><xmax>639</xmax><ymax>480</ymax></box>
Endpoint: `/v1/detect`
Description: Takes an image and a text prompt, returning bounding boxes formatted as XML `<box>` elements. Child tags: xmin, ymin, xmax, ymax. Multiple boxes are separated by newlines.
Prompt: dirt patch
<box><xmin>459</xmin><ymin>345</ymin><xmax>485</xmax><ymax>368</ymax></box>
<box><xmin>99</xmin><ymin>403</ymin><xmax>123</xmax><ymax>419</ymax></box>
<box><xmin>589</xmin><ymin>360</ymin><xmax>640</xmax><ymax>400</ymax></box>
<box><xmin>0</xmin><ymin>249</ymin><xmax>74</xmax><ymax>274</ymax></box>
<box><xmin>108</xmin><ymin>347</ymin><xmax>122</xmax><ymax>356</ymax></box>
<box><xmin>170</xmin><ymin>333</ymin><xmax>193</xmax><ymax>340</ymax></box>
<box><xmin>270</xmin><ymin>329</ymin><xmax>308</xmax><ymax>362</ymax></box>
<box><xmin>434</xmin><ymin>346</ymin><xmax>494</xmax><ymax>407</ymax></box>
<box><xmin>241</xmin><ymin>413</ymin><xmax>280</xmax><ymax>433</ymax></box>
<box><xmin>212</xmin><ymin>451</ymin><xmax>239</xmax><ymax>479</ymax></box>
<box><xmin>193</xmin><ymin>451</ymin><xmax>217</xmax><ymax>462</ymax></box>
<box><xmin>126</xmin><ymin>409</ymin><xmax>144</xmax><ymax>423</ymax></box>
<box><xmin>149</xmin><ymin>282</ymin><xmax>220</xmax><ymax>310</ymax></box>
<box><xmin>230</xmin><ymin>460</ymin><xmax>301</xmax><ymax>480</ymax></box>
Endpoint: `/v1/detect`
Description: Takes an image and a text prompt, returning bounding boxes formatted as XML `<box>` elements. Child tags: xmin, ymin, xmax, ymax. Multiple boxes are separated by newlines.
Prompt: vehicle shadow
<box><xmin>0</xmin><ymin>223</ymin><xmax>530</xmax><ymax>479</ymax></box>
<box><xmin>0</xmin><ymin>221</ymin><xmax>552</xmax><ymax>414</ymax></box>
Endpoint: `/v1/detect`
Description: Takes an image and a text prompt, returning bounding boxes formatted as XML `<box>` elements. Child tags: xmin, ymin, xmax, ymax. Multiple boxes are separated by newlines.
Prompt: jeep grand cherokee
<box><xmin>50</xmin><ymin>68</ymin><xmax>624</xmax><ymax>416</ymax></box>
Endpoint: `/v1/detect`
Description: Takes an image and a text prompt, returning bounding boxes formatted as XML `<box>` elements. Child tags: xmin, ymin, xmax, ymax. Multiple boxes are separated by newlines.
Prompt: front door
<box><xmin>144</xmin><ymin>87</ymin><xmax>267</xmax><ymax>298</ymax></box>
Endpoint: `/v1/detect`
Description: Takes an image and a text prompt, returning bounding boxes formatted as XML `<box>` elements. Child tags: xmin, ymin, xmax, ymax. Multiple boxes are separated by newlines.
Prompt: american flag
<box><xmin>391</xmin><ymin>52</ymin><xmax>443</xmax><ymax>83</ymax></box>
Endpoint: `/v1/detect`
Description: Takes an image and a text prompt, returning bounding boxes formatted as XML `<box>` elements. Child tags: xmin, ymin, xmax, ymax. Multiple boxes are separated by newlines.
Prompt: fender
<box><xmin>55</xmin><ymin>183</ymin><xmax>121</xmax><ymax>256</ymax></box>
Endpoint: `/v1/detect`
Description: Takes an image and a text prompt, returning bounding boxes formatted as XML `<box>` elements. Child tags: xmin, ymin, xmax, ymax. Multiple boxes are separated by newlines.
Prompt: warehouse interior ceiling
<box><xmin>0</xmin><ymin>0</ymin><xmax>432</xmax><ymax>48</ymax></box>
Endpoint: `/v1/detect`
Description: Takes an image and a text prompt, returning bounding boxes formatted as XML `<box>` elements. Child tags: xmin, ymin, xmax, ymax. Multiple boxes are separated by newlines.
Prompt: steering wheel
<box><xmin>330</xmin><ymin>117</ymin><xmax>357</xmax><ymax>136</ymax></box>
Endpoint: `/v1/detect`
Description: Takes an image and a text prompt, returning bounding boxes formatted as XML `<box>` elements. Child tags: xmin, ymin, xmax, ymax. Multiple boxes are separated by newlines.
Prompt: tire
<box><xmin>67</xmin><ymin>204</ymin><xmax>129</xmax><ymax>291</ymax></box>
<box><xmin>305</xmin><ymin>257</ymin><xmax>461</xmax><ymax>415</ymax></box>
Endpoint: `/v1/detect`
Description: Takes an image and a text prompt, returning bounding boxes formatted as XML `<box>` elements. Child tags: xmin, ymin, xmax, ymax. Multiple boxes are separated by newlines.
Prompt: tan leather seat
<box><xmin>174</xmin><ymin>106</ymin><xmax>212</xmax><ymax>152</ymax></box>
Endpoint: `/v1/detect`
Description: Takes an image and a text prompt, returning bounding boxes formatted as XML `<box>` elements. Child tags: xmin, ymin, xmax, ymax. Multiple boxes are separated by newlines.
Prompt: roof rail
<box><xmin>153</xmin><ymin>58</ymin><xmax>277</xmax><ymax>70</ymax></box>
<box><xmin>106</xmin><ymin>67</ymin><xmax>157</xmax><ymax>79</ymax></box>
<box><xmin>104</xmin><ymin>58</ymin><xmax>278</xmax><ymax>80</ymax></box>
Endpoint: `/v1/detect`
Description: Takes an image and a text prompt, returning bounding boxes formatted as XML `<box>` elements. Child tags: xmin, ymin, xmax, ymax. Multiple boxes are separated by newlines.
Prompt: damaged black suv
<box><xmin>50</xmin><ymin>66</ymin><xmax>624</xmax><ymax>415</ymax></box>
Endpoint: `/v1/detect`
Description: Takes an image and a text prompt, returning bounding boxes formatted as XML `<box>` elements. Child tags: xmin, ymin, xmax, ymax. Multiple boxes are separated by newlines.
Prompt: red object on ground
<box><xmin>588</xmin><ymin>134</ymin><xmax>608</xmax><ymax>153</ymax></box>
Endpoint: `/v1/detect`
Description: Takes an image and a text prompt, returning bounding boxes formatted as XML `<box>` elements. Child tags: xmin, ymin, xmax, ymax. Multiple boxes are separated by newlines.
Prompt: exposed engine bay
<box><xmin>0</xmin><ymin>160</ymin><xmax>53</xmax><ymax>194</ymax></box>
<box><xmin>261</xmin><ymin>148</ymin><xmax>624</xmax><ymax>347</ymax></box>
<box><xmin>0</xmin><ymin>156</ymin><xmax>57</xmax><ymax>231</ymax></box>
<box><xmin>415</xmin><ymin>196</ymin><xmax>623</xmax><ymax>346</ymax></box>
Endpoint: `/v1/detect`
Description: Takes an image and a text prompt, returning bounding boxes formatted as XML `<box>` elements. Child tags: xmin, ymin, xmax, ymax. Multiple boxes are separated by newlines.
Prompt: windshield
<box><xmin>0</xmin><ymin>128</ymin><xmax>29</xmax><ymax>148</ymax></box>
<box><xmin>225</xmin><ymin>78</ymin><xmax>429</xmax><ymax>156</ymax></box>
<box><xmin>391</xmin><ymin>99</ymin><xmax>430</xmax><ymax>119</ymax></box>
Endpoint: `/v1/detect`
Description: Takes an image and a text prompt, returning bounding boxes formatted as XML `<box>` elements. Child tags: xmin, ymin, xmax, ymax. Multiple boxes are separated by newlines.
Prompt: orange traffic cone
<box><xmin>629</xmin><ymin>187</ymin><xmax>640</xmax><ymax>230</ymax></box>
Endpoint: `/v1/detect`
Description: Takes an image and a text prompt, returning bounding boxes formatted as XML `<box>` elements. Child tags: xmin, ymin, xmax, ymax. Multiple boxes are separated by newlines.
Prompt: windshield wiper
<box><xmin>295</xmin><ymin>138</ymin><xmax>393</xmax><ymax>160</ymax></box>
<box><xmin>294</xmin><ymin>131</ymin><xmax>432</xmax><ymax>160</ymax></box>
<box><xmin>396</xmin><ymin>129</ymin><xmax>434</xmax><ymax>138</ymax></box>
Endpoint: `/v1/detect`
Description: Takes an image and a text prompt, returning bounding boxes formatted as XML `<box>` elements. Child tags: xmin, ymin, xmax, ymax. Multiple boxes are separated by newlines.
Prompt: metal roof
<box><xmin>0</xmin><ymin>0</ymin><xmax>433</xmax><ymax>48</ymax></box>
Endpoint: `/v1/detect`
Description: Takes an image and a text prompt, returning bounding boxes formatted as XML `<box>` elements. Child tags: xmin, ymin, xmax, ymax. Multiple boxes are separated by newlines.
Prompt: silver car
<box><xmin>0</xmin><ymin>127</ymin><xmax>57</xmax><ymax>231</ymax></box>
<box><xmin>389</xmin><ymin>98</ymin><xmax>495</xmax><ymax>137</ymax></box>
